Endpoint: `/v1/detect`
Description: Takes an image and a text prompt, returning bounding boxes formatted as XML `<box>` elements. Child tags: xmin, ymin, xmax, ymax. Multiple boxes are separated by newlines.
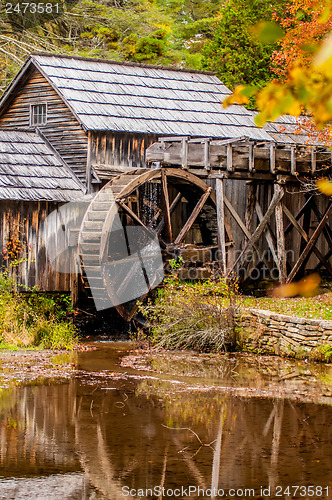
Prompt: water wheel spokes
<box><xmin>79</xmin><ymin>168</ymin><xmax>217</xmax><ymax>321</ymax></box>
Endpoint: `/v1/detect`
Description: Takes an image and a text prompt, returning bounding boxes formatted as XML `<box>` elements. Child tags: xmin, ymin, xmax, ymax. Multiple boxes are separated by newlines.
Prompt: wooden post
<box><xmin>86</xmin><ymin>130</ymin><xmax>92</xmax><ymax>193</ymax></box>
<box><xmin>286</xmin><ymin>203</ymin><xmax>332</xmax><ymax>283</ymax></box>
<box><xmin>204</xmin><ymin>139</ymin><xmax>210</xmax><ymax>170</ymax></box>
<box><xmin>311</xmin><ymin>147</ymin><xmax>316</xmax><ymax>173</ymax></box>
<box><xmin>274</xmin><ymin>183</ymin><xmax>287</xmax><ymax>282</ymax></box>
<box><xmin>216</xmin><ymin>178</ymin><xmax>227</xmax><ymax>274</ymax></box>
<box><xmin>270</xmin><ymin>144</ymin><xmax>276</xmax><ymax>174</ymax></box>
<box><xmin>70</xmin><ymin>246</ymin><xmax>79</xmax><ymax>308</ymax></box>
<box><xmin>227</xmin><ymin>144</ymin><xmax>233</xmax><ymax>172</ymax></box>
<box><xmin>248</xmin><ymin>142</ymin><xmax>255</xmax><ymax>172</ymax></box>
<box><xmin>230</xmin><ymin>186</ymin><xmax>284</xmax><ymax>272</ymax></box>
<box><xmin>181</xmin><ymin>137</ymin><xmax>188</xmax><ymax>169</ymax></box>
<box><xmin>290</xmin><ymin>146</ymin><xmax>296</xmax><ymax>176</ymax></box>
<box><xmin>161</xmin><ymin>169</ymin><xmax>173</xmax><ymax>242</ymax></box>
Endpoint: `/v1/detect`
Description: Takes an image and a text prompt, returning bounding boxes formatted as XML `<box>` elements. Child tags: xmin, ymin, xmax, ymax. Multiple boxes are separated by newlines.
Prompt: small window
<box><xmin>30</xmin><ymin>103</ymin><xmax>47</xmax><ymax>126</ymax></box>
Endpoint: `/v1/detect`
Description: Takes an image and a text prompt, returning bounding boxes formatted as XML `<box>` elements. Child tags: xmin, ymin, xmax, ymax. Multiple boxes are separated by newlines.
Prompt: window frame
<box><xmin>30</xmin><ymin>102</ymin><xmax>48</xmax><ymax>127</ymax></box>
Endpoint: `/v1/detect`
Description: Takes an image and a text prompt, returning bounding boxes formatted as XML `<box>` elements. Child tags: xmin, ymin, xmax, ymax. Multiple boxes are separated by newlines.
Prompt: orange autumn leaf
<box><xmin>271</xmin><ymin>274</ymin><xmax>321</xmax><ymax>298</ymax></box>
<box><xmin>317</xmin><ymin>178</ymin><xmax>332</xmax><ymax>195</ymax></box>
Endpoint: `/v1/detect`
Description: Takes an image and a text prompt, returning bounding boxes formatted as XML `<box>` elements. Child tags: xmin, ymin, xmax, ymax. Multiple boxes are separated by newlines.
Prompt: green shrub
<box><xmin>0</xmin><ymin>273</ymin><xmax>77</xmax><ymax>350</ymax></box>
<box><xmin>139</xmin><ymin>277</ymin><xmax>238</xmax><ymax>353</ymax></box>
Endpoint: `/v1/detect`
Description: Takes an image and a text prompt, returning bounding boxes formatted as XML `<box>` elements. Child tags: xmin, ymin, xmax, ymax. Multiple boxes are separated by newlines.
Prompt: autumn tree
<box><xmin>201</xmin><ymin>0</ymin><xmax>287</xmax><ymax>94</ymax></box>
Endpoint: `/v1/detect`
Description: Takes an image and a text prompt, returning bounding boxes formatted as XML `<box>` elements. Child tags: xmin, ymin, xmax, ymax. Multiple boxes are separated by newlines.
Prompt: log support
<box><xmin>274</xmin><ymin>183</ymin><xmax>287</xmax><ymax>282</ymax></box>
<box><xmin>215</xmin><ymin>178</ymin><xmax>227</xmax><ymax>274</ymax></box>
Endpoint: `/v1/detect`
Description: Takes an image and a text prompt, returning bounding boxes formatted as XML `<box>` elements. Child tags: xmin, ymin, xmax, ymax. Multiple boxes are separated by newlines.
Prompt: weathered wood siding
<box><xmin>253</xmin><ymin>183</ymin><xmax>332</xmax><ymax>271</ymax></box>
<box><xmin>0</xmin><ymin>67</ymin><xmax>88</xmax><ymax>183</ymax></box>
<box><xmin>89</xmin><ymin>131</ymin><xmax>158</xmax><ymax>179</ymax></box>
<box><xmin>0</xmin><ymin>201</ymin><xmax>82</xmax><ymax>291</ymax></box>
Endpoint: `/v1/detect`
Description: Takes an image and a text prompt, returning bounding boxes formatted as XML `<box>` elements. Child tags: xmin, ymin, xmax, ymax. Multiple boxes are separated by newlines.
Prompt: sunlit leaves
<box><xmin>317</xmin><ymin>178</ymin><xmax>332</xmax><ymax>195</ymax></box>
<box><xmin>272</xmin><ymin>274</ymin><xmax>321</xmax><ymax>298</ymax></box>
<box><xmin>252</xmin><ymin>21</ymin><xmax>284</xmax><ymax>45</ymax></box>
<box><xmin>222</xmin><ymin>86</ymin><xmax>251</xmax><ymax>107</ymax></box>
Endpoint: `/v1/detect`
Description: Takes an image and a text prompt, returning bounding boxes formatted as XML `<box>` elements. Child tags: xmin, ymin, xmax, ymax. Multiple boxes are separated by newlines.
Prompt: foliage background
<box><xmin>0</xmin><ymin>0</ymin><xmax>287</xmax><ymax>95</ymax></box>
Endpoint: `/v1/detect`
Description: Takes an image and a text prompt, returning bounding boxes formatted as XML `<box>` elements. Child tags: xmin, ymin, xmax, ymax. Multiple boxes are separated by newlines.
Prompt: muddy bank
<box><xmin>0</xmin><ymin>350</ymin><xmax>79</xmax><ymax>388</ymax></box>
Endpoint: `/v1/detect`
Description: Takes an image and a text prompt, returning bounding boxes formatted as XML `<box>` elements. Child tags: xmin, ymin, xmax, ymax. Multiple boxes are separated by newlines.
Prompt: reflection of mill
<box><xmin>0</xmin><ymin>374</ymin><xmax>332</xmax><ymax>498</ymax></box>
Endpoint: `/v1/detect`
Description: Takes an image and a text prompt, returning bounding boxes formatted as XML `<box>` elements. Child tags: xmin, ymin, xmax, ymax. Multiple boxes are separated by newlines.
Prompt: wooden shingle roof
<box><xmin>0</xmin><ymin>130</ymin><xmax>85</xmax><ymax>201</ymax></box>
<box><xmin>19</xmin><ymin>53</ymin><xmax>272</xmax><ymax>141</ymax></box>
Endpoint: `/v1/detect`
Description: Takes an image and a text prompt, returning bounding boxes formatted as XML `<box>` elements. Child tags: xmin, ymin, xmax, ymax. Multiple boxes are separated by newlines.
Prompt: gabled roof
<box><xmin>0</xmin><ymin>129</ymin><xmax>85</xmax><ymax>201</ymax></box>
<box><xmin>0</xmin><ymin>53</ymin><xmax>272</xmax><ymax>141</ymax></box>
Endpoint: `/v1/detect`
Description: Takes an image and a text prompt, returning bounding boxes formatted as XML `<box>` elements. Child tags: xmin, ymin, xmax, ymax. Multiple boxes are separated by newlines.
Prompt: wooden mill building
<box><xmin>0</xmin><ymin>53</ymin><xmax>331</xmax><ymax>312</ymax></box>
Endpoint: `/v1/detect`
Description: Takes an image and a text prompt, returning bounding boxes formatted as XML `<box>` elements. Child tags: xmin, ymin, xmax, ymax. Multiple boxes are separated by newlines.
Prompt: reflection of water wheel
<box><xmin>79</xmin><ymin>168</ymin><xmax>217</xmax><ymax>321</ymax></box>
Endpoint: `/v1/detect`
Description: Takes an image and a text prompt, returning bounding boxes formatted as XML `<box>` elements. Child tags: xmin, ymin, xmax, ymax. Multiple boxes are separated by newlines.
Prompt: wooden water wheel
<box><xmin>78</xmin><ymin>167</ymin><xmax>218</xmax><ymax>321</ymax></box>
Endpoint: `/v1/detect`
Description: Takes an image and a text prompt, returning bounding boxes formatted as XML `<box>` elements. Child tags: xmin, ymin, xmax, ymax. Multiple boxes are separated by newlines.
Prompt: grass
<box><xmin>0</xmin><ymin>273</ymin><xmax>78</xmax><ymax>350</ymax></box>
<box><xmin>239</xmin><ymin>293</ymin><xmax>332</xmax><ymax>321</ymax></box>
<box><xmin>138</xmin><ymin>275</ymin><xmax>332</xmax><ymax>357</ymax></box>
<box><xmin>139</xmin><ymin>276</ymin><xmax>239</xmax><ymax>352</ymax></box>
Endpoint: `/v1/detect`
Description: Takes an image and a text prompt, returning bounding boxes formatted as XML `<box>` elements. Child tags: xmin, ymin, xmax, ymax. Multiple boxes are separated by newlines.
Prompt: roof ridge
<box><xmin>30</xmin><ymin>52</ymin><xmax>217</xmax><ymax>76</ymax></box>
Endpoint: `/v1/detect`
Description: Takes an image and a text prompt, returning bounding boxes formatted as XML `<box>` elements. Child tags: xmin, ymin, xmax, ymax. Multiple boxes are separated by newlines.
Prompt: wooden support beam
<box><xmin>174</xmin><ymin>188</ymin><xmax>212</xmax><ymax>245</ymax></box>
<box><xmin>70</xmin><ymin>247</ymin><xmax>79</xmax><ymax>308</ymax></box>
<box><xmin>244</xmin><ymin>183</ymin><xmax>255</xmax><ymax>234</ymax></box>
<box><xmin>204</xmin><ymin>139</ymin><xmax>210</xmax><ymax>170</ymax></box>
<box><xmin>314</xmin><ymin>249</ymin><xmax>332</xmax><ymax>272</ymax></box>
<box><xmin>311</xmin><ymin>199</ymin><xmax>332</xmax><ymax>249</ymax></box>
<box><xmin>286</xmin><ymin>203</ymin><xmax>332</xmax><ymax>283</ymax></box>
<box><xmin>274</xmin><ymin>184</ymin><xmax>287</xmax><ymax>282</ymax></box>
<box><xmin>181</xmin><ymin>137</ymin><xmax>188</xmax><ymax>169</ymax></box>
<box><xmin>284</xmin><ymin>195</ymin><xmax>313</xmax><ymax>237</ymax></box>
<box><xmin>86</xmin><ymin>130</ymin><xmax>92</xmax><ymax>193</ymax></box>
<box><xmin>156</xmin><ymin>192</ymin><xmax>181</xmax><ymax>234</ymax></box>
<box><xmin>248</xmin><ymin>142</ymin><xmax>255</xmax><ymax>172</ymax></box>
<box><xmin>290</xmin><ymin>146</ymin><xmax>296</xmax><ymax>176</ymax></box>
<box><xmin>215</xmin><ymin>178</ymin><xmax>227</xmax><ymax>274</ymax></box>
<box><xmin>117</xmin><ymin>201</ymin><xmax>162</xmax><ymax>245</ymax></box>
<box><xmin>270</xmin><ymin>144</ymin><xmax>276</xmax><ymax>174</ymax></box>
<box><xmin>161</xmin><ymin>169</ymin><xmax>173</xmax><ymax>242</ymax></box>
<box><xmin>311</xmin><ymin>147</ymin><xmax>316</xmax><ymax>173</ymax></box>
<box><xmin>255</xmin><ymin>199</ymin><xmax>279</xmax><ymax>266</ymax></box>
<box><xmin>283</xmin><ymin>205</ymin><xmax>332</xmax><ymax>275</ymax></box>
<box><xmin>230</xmin><ymin>186</ymin><xmax>284</xmax><ymax>272</ymax></box>
<box><xmin>227</xmin><ymin>143</ymin><xmax>233</xmax><ymax>172</ymax></box>
<box><xmin>224</xmin><ymin>194</ymin><xmax>271</xmax><ymax>270</ymax></box>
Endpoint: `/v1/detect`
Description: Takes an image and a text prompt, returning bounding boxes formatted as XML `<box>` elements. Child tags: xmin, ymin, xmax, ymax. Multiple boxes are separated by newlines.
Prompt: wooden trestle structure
<box><xmin>146</xmin><ymin>136</ymin><xmax>332</xmax><ymax>284</ymax></box>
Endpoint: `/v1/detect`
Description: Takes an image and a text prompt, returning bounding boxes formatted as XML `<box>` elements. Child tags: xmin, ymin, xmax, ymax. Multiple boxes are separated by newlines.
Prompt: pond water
<box><xmin>0</xmin><ymin>342</ymin><xmax>332</xmax><ymax>499</ymax></box>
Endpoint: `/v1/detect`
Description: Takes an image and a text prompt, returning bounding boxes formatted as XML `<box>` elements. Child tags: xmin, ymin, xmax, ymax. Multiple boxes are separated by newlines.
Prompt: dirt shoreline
<box><xmin>0</xmin><ymin>350</ymin><xmax>78</xmax><ymax>388</ymax></box>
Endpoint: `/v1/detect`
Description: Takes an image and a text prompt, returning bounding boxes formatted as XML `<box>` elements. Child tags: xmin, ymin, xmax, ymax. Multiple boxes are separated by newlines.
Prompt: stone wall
<box><xmin>236</xmin><ymin>308</ymin><xmax>332</xmax><ymax>357</ymax></box>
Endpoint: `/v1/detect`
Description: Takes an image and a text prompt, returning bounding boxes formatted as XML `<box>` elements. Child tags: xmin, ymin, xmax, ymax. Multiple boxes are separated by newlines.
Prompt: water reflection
<box><xmin>0</xmin><ymin>344</ymin><xmax>331</xmax><ymax>499</ymax></box>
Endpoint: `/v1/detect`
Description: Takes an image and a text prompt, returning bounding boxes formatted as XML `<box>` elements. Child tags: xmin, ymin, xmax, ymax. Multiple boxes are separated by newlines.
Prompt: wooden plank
<box><xmin>230</xmin><ymin>186</ymin><xmax>284</xmax><ymax>272</ymax></box>
<box><xmin>117</xmin><ymin>200</ymin><xmax>158</xmax><ymax>242</ymax></box>
<box><xmin>311</xmin><ymin>147</ymin><xmax>316</xmax><ymax>173</ymax></box>
<box><xmin>270</xmin><ymin>143</ymin><xmax>276</xmax><ymax>174</ymax></box>
<box><xmin>181</xmin><ymin>137</ymin><xmax>188</xmax><ymax>169</ymax></box>
<box><xmin>284</xmin><ymin>195</ymin><xmax>313</xmax><ymax>237</ymax></box>
<box><xmin>223</xmin><ymin>194</ymin><xmax>270</xmax><ymax>269</ymax></box>
<box><xmin>174</xmin><ymin>188</ymin><xmax>212</xmax><ymax>245</ymax></box>
<box><xmin>283</xmin><ymin>205</ymin><xmax>332</xmax><ymax>275</ymax></box>
<box><xmin>255</xmin><ymin>199</ymin><xmax>278</xmax><ymax>266</ymax></box>
<box><xmin>290</xmin><ymin>146</ymin><xmax>296</xmax><ymax>176</ymax></box>
<box><xmin>227</xmin><ymin>144</ymin><xmax>233</xmax><ymax>172</ymax></box>
<box><xmin>286</xmin><ymin>203</ymin><xmax>332</xmax><ymax>283</ymax></box>
<box><xmin>248</xmin><ymin>142</ymin><xmax>255</xmax><ymax>172</ymax></box>
<box><xmin>161</xmin><ymin>169</ymin><xmax>173</xmax><ymax>242</ymax></box>
<box><xmin>311</xmin><ymin>199</ymin><xmax>332</xmax><ymax>249</ymax></box>
<box><xmin>204</xmin><ymin>139</ymin><xmax>210</xmax><ymax>170</ymax></box>
<box><xmin>215</xmin><ymin>179</ymin><xmax>227</xmax><ymax>274</ymax></box>
<box><xmin>274</xmin><ymin>184</ymin><xmax>287</xmax><ymax>282</ymax></box>
<box><xmin>156</xmin><ymin>192</ymin><xmax>181</xmax><ymax>234</ymax></box>
<box><xmin>70</xmin><ymin>247</ymin><xmax>79</xmax><ymax>308</ymax></box>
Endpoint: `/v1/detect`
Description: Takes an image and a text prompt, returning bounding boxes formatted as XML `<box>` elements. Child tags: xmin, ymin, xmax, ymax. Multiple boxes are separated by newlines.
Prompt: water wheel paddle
<box><xmin>79</xmin><ymin>168</ymin><xmax>217</xmax><ymax>321</ymax></box>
